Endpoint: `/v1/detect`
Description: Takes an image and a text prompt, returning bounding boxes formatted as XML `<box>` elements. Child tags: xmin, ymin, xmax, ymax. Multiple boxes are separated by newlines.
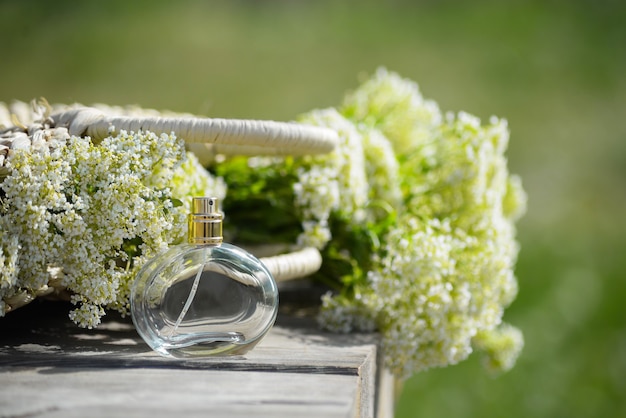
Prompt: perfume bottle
<box><xmin>131</xmin><ymin>197</ymin><xmax>279</xmax><ymax>358</ymax></box>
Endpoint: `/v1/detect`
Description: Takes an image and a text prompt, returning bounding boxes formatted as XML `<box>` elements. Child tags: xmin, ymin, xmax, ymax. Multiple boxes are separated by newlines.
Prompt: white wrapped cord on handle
<box><xmin>260</xmin><ymin>247</ymin><xmax>323</xmax><ymax>283</ymax></box>
<box><xmin>51</xmin><ymin>107</ymin><xmax>338</xmax><ymax>156</ymax></box>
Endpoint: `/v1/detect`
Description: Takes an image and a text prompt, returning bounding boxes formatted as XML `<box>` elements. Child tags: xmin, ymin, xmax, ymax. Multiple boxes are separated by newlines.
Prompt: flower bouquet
<box><xmin>0</xmin><ymin>103</ymin><xmax>226</xmax><ymax>327</ymax></box>
<box><xmin>215</xmin><ymin>69</ymin><xmax>527</xmax><ymax>378</ymax></box>
<box><xmin>0</xmin><ymin>68</ymin><xmax>526</xmax><ymax>379</ymax></box>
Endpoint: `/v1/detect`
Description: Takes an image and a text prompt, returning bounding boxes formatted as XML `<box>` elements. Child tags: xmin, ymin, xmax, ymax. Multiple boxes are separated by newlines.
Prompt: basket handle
<box><xmin>51</xmin><ymin>107</ymin><xmax>338</xmax><ymax>156</ymax></box>
<box><xmin>260</xmin><ymin>247</ymin><xmax>322</xmax><ymax>282</ymax></box>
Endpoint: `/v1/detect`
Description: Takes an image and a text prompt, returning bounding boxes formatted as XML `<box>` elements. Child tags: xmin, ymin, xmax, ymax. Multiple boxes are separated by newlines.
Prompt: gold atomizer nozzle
<box><xmin>188</xmin><ymin>197</ymin><xmax>223</xmax><ymax>245</ymax></box>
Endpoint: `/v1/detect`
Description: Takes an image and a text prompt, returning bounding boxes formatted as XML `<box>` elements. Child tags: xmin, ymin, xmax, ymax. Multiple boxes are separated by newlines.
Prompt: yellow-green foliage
<box><xmin>219</xmin><ymin>69</ymin><xmax>527</xmax><ymax>378</ymax></box>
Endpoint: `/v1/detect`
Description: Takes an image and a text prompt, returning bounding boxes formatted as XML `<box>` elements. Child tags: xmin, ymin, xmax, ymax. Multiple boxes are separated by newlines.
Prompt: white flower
<box><xmin>473</xmin><ymin>323</ymin><xmax>524</xmax><ymax>374</ymax></box>
<box><xmin>359</xmin><ymin>127</ymin><xmax>402</xmax><ymax>218</ymax></box>
<box><xmin>0</xmin><ymin>224</ymin><xmax>20</xmax><ymax>312</ymax></box>
<box><xmin>0</xmin><ymin>129</ymin><xmax>221</xmax><ymax>327</ymax></box>
<box><xmin>293</xmin><ymin>165</ymin><xmax>340</xmax><ymax>223</ymax></box>
<box><xmin>342</xmin><ymin>67</ymin><xmax>442</xmax><ymax>156</ymax></box>
<box><xmin>297</xmin><ymin>221</ymin><xmax>332</xmax><ymax>250</ymax></box>
<box><xmin>288</xmin><ymin>108</ymin><xmax>371</xmax><ymax>249</ymax></box>
<box><xmin>315</xmin><ymin>69</ymin><xmax>526</xmax><ymax>378</ymax></box>
<box><xmin>170</xmin><ymin>152</ymin><xmax>227</xmax><ymax>204</ymax></box>
<box><xmin>298</xmin><ymin>108</ymin><xmax>369</xmax><ymax>222</ymax></box>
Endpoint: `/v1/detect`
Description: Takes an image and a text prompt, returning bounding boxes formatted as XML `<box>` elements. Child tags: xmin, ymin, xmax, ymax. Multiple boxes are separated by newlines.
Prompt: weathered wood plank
<box><xmin>2</xmin><ymin>368</ymin><xmax>359</xmax><ymax>418</ymax></box>
<box><xmin>0</xmin><ymin>302</ymin><xmax>392</xmax><ymax>418</ymax></box>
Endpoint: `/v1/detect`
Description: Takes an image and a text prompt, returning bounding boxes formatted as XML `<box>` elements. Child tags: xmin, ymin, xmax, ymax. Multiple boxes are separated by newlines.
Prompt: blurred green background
<box><xmin>1</xmin><ymin>0</ymin><xmax>624</xmax><ymax>416</ymax></box>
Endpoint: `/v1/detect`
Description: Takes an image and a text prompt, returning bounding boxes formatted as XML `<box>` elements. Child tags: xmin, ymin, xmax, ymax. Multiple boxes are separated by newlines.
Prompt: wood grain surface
<box><xmin>0</xmin><ymin>301</ymin><xmax>393</xmax><ymax>418</ymax></box>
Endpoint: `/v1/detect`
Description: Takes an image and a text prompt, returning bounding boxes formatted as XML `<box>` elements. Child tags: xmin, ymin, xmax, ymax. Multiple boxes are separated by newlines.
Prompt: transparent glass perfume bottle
<box><xmin>131</xmin><ymin>197</ymin><xmax>278</xmax><ymax>358</ymax></box>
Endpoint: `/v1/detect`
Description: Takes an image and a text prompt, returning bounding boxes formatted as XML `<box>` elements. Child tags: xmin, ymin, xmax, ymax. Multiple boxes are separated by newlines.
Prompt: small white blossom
<box><xmin>298</xmin><ymin>108</ymin><xmax>369</xmax><ymax>222</ymax></box>
<box><xmin>290</xmin><ymin>109</ymin><xmax>370</xmax><ymax>249</ymax></box>
<box><xmin>0</xmin><ymin>128</ymin><xmax>220</xmax><ymax>327</ymax></box>
<box><xmin>315</xmin><ymin>69</ymin><xmax>526</xmax><ymax>378</ymax></box>
<box><xmin>0</xmin><ymin>224</ymin><xmax>20</xmax><ymax>313</ymax></box>
<box><xmin>360</xmin><ymin>127</ymin><xmax>402</xmax><ymax>218</ymax></box>
<box><xmin>297</xmin><ymin>221</ymin><xmax>332</xmax><ymax>250</ymax></box>
<box><xmin>473</xmin><ymin>323</ymin><xmax>524</xmax><ymax>374</ymax></box>
<box><xmin>342</xmin><ymin>67</ymin><xmax>442</xmax><ymax>156</ymax></box>
<box><xmin>293</xmin><ymin>165</ymin><xmax>340</xmax><ymax>222</ymax></box>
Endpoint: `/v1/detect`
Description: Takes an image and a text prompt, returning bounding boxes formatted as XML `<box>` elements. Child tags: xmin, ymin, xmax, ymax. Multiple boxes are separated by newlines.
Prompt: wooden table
<box><xmin>0</xmin><ymin>301</ymin><xmax>393</xmax><ymax>417</ymax></box>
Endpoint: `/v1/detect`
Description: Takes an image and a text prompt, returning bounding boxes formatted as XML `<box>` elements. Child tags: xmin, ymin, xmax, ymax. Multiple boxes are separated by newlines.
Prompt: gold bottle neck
<box><xmin>188</xmin><ymin>197</ymin><xmax>223</xmax><ymax>245</ymax></box>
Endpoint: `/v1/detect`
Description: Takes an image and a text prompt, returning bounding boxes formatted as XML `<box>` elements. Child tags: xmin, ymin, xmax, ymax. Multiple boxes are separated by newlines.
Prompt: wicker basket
<box><xmin>0</xmin><ymin>101</ymin><xmax>338</xmax><ymax>314</ymax></box>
